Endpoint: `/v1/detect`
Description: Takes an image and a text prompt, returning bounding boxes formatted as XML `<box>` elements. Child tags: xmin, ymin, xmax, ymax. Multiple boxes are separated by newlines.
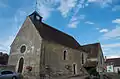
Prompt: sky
<box><xmin>0</xmin><ymin>0</ymin><xmax>120</xmax><ymax>58</ymax></box>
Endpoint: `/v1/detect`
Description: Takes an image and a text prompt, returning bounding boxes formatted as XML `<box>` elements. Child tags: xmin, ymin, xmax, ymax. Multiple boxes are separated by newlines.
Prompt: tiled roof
<box><xmin>81</xmin><ymin>43</ymin><xmax>100</xmax><ymax>58</ymax></box>
<box><xmin>29</xmin><ymin>11</ymin><xmax>81</xmax><ymax>49</ymax></box>
<box><xmin>81</xmin><ymin>43</ymin><xmax>103</xmax><ymax>67</ymax></box>
<box><xmin>106</xmin><ymin>58</ymin><xmax>120</xmax><ymax>67</ymax></box>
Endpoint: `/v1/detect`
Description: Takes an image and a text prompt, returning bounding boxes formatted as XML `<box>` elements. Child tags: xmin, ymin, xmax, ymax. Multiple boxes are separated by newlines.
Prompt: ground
<box><xmin>104</xmin><ymin>73</ymin><xmax>120</xmax><ymax>79</ymax></box>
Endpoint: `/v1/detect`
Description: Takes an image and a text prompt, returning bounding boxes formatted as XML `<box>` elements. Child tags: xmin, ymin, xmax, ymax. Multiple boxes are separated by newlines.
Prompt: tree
<box><xmin>0</xmin><ymin>52</ymin><xmax>9</xmax><ymax>65</ymax></box>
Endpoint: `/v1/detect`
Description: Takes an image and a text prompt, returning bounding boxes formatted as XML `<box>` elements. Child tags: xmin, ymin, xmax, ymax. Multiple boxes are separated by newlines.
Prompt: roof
<box><xmin>81</xmin><ymin>43</ymin><xmax>104</xmax><ymax>67</ymax></box>
<box><xmin>106</xmin><ymin>58</ymin><xmax>120</xmax><ymax>67</ymax></box>
<box><xmin>81</xmin><ymin>43</ymin><xmax>100</xmax><ymax>58</ymax></box>
<box><xmin>29</xmin><ymin>11</ymin><xmax>80</xmax><ymax>49</ymax></box>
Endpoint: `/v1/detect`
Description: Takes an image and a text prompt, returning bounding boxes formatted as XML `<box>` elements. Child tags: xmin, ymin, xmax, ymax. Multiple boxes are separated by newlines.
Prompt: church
<box><xmin>8</xmin><ymin>11</ymin><xmax>89</xmax><ymax>79</ymax></box>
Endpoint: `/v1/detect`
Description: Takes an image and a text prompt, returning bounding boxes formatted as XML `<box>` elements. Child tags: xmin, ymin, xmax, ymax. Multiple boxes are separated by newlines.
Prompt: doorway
<box><xmin>73</xmin><ymin>63</ymin><xmax>77</xmax><ymax>74</ymax></box>
<box><xmin>17</xmin><ymin>57</ymin><xmax>24</xmax><ymax>73</ymax></box>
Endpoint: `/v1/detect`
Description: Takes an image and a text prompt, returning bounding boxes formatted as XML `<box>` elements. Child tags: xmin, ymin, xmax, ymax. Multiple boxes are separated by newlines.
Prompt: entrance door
<box><xmin>17</xmin><ymin>57</ymin><xmax>24</xmax><ymax>73</ymax></box>
<box><xmin>73</xmin><ymin>64</ymin><xmax>77</xmax><ymax>74</ymax></box>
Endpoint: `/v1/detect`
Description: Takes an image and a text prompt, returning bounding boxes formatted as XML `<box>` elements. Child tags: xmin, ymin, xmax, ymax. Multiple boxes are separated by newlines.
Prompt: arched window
<box><xmin>82</xmin><ymin>53</ymin><xmax>84</xmax><ymax>64</ymax></box>
<box><xmin>63</xmin><ymin>50</ymin><xmax>67</xmax><ymax>60</ymax></box>
<box><xmin>100</xmin><ymin>55</ymin><xmax>102</xmax><ymax>64</ymax></box>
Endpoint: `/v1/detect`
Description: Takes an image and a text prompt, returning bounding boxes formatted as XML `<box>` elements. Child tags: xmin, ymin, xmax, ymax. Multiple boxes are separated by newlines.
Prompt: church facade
<box><xmin>8</xmin><ymin>11</ymin><xmax>88</xmax><ymax>79</ymax></box>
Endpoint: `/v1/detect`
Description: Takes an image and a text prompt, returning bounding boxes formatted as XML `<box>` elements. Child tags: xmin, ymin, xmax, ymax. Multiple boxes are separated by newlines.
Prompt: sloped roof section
<box><xmin>81</xmin><ymin>43</ymin><xmax>100</xmax><ymax>58</ymax></box>
<box><xmin>106</xmin><ymin>58</ymin><xmax>120</xmax><ymax>67</ymax></box>
<box><xmin>81</xmin><ymin>43</ymin><xmax>104</xmax><ymax>67</ymax></box>
<box><xmin>29</xmin><ymin>11</ymin><xmax>80</xmax><ymax>49</ymax></box>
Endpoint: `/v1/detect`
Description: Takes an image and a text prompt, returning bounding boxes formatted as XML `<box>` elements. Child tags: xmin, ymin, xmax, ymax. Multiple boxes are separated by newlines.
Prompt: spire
<box><xmin>29</xmin><ymin>0</ymin><xmax>43</xmax><ymax>22</ymax></box>
<box><xmin>35</xmin><ymin>0</ymin><xmax>37</xmax><ymax>11</ymax></box>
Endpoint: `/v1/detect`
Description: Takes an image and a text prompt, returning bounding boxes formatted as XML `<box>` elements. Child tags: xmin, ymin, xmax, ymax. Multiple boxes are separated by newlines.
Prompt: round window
<box><xmin>20</xmin><ymin>45</ymin><xmax>26</xmax><ymax>53</ymax></box>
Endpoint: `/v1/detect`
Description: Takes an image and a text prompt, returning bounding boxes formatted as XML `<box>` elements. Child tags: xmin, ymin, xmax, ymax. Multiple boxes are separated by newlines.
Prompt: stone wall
<box><xmin>97</xmin><ymin>46</ymin><xmax>105</xmax><ymax>73</ymax></box>
<box><xmin>8</xmin><ymin>17</ymin><xmax>88</xmax><ymax>79</ymax></box>
<box><xmin>8</xmin><ymin>17</ymin><xmax>42</xmax><ymax>79</ymax></box>
<box><xmin>40</xmin><ymin>40</ymin><xmax>87</xmax><ymax>79</ymax></box>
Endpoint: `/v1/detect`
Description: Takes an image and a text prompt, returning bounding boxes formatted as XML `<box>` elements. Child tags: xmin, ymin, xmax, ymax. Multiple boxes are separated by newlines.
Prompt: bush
<box><xmin>118</xmin><ymin>71</ymin><xmax>120</xmax><ymax>74</ymax></box>
<box><xmin>87</xmin><ymin>68</ymin><xmax>100</xmax><ymax>79</ymax></box>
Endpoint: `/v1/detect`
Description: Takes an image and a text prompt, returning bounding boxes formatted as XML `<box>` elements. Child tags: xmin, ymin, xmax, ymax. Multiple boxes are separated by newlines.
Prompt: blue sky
<box><xmin>0</xmin><ymin>0</ymin><xmax>120</xmax><ymax>58</ymax></box>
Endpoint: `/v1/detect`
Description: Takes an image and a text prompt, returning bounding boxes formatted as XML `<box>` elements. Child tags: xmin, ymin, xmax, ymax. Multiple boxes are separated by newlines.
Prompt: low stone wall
<box><xmin>0</xmin><ymin>65</ymin><xmax>15</xmax><ymax>71</ymax></box>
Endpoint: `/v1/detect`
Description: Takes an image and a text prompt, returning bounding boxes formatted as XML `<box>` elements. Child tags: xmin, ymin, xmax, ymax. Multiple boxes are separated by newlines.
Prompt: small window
<box><xmin>100</xmin><ymin>55</ymin><xmax>102</xmax><ymax>64</ymax></box>
<box><xmin>63</xmin><ymin>50</ymin><xmax>67</xmax><ymax>60</ymax></box>
<box><xmin>82</xmin><ymin>53</ymin><xmax>84</xmax><ymax>64</ymax></box>
<box><xmin>20</xmin><ymin>45</ymin><xmax>26</xmax><ymax>53</ymax></box>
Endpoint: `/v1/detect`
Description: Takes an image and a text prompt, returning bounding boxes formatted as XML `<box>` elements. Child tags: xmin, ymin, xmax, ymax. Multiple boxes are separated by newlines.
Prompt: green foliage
<box><xmin>87</xmin><ymin>68</ymin><xmax>100</xmax><ymax>78</ymax></box>
<box><xmin>118</xmin><ymin>70</ymin><xmax>120</xmax><ymax>74</ymax></box>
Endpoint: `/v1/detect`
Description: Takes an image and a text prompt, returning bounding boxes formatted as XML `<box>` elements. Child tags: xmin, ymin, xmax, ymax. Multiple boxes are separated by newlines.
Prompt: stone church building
<box><xmin>8</xmin><ymin>11</ymin><xmax>88</xmax><ymax>79</ymax></box>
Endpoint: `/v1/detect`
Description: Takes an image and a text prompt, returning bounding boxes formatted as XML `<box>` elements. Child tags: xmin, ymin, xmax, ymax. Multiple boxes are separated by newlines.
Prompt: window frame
<box><xmin>63</xmin><ymin>50</ymin><xmax>67</xmax><ymax>60</ymax></box>
<box><xmin>20</xmin><ymin>44</ymin><xmax>27</xmax><ymax>53</ymax></box>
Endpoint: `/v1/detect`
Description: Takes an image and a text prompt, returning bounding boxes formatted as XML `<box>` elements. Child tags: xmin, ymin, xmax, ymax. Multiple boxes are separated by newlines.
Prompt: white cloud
<box><xmin>112</xmin><ymin>19</ymin><xmax>120</xmax><ymax>24</ymax></box>
<box><xmin>85</xmin><ymin>21</ymin><xmax>94</xmax><ymax>24</ymax></box>
<box><xmin>0</xmin><ymin>36</ymin><xmax>15</xmax><ymax>54</ymax></box>
<box><xmin>87</xmin><ymin>0</ymin><xmax>112</xmax><ymax>8</ymax></box>
<box><xmin>37</xmin><ymin>0</ymin><xmax>83</xmax><ymax>18</ymax></box>
<box><xmin>58</xmin><ymin>0</ymin><xmax>77</xmax><ymax>17</ymax></box>
<box><xmin>107</xmin><ymin>56</ymin><xmax>120</xmax><ymax>59</ymax></box>
<box><xmin>112</xmin><ymin>5</ymin><xmax>120</xmax><ymax>11</ymax></box>
<box><xmin>66</xmin><ymin>0</ymin><xmax>86</xmax><ymax>28</ymax></box>
<box><xmin>37</xmin><ymin>0</ymin><xmax>59</xmax><ymax>19</ymax></box>
<box><xmin>68</xmin><ymin>14</ymin><xmax>85</xmax><ymax>28</ymax></box>
<box><xmin>101</xmin><ymin>26</ymin><xmax>120</xmax><ymax>39</ymax></box>
<box><xmin>102</xmin><ymin>43</ymin><xmax>120</xmax><ymax>58</ymax></box>
<box><xmin>0</xmin><ymin>9</ymin><xmax>29</xmax><ymax>54</ymax></box>
<box><xmin>96</xmin><ymin>28</ymin><xmax>100</xmax><ymax>30</ymax></box>
<box><xmin>72</xmin><ymin>0</ymin><xmax>88</xmax><ymax>16</ymax></box>
<box><xmin>70</xmin><ymin>15</ymin><xmax>85</xmax><ymax>22</ymax></box>
<box><xmin>70</xmin><ymin>16</ymin><xmax>78</xmax><ymax>22</ymax></box>
<box><xmin>36</xmin><ymin>0</ymin><xmax>85</xmax><ymax>19</ymax></box>
<box><xmin>79</xmin><ymin>15</ymin><xmax>86</xmax><ymax>19</ymax></box>
<box><xmin>14</xmin><ymin>10</ymin><xmax>27</xmax><ymax>23</ymax></box>
<box><xmin>77</xmin><ymin>0</ymin><xmax>88</xmax><ymax>8</ymax></box>
<box><xmin>88</xmin><ymin>0</ymin><xmax>97</xmax><ymax>2</ymax></box>
<box><xmin>102</xmin><ymin>43</ymin><xmax>120</xmax><ymax>48</ymax></box>
<box><xmin>68</xmin><ymin>21</ymin><xmax>79</xmax><ymax>28</ymax></box>
<box><xmin>103</xmin><ymin>48</ymin><xmax>120</xmax><ymax>59</ymax></box>
<box><xmin>37</xmin><ymin>4</ymin><xmax>54</xmax><ymax>19</ymax></box>
<box><xmin>99</xmin><ymin>29</ymin><xmax>108</xmax><ymax>33</ymax></box>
